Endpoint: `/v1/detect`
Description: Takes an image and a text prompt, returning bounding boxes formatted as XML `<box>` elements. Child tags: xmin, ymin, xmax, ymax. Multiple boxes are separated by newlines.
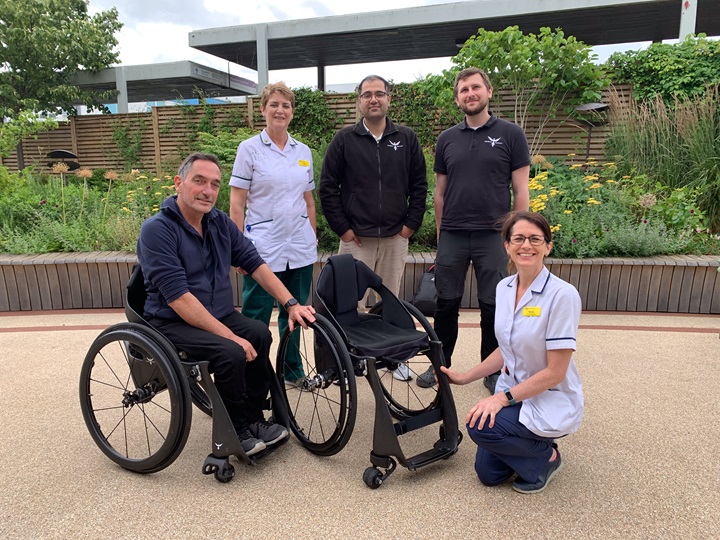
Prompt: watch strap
<box><xmin>504</xmin><ymin>388</ymin><xmax>517</xmax><ymax>406</ymax></box>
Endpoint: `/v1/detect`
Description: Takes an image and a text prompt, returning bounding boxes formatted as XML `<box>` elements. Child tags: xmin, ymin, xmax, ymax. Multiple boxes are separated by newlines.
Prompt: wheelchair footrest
<box><xmin>405</xmin><ymin>440</ymin><xmax>460</xmax><ymax>471</ymax></box>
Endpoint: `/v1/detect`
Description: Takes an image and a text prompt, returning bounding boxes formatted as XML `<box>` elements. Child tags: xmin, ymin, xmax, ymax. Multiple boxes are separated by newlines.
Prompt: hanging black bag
<box><xmin>411</xmin><ymin>265</ymin><xmax>437</xmax><ymax>317</ymax></box>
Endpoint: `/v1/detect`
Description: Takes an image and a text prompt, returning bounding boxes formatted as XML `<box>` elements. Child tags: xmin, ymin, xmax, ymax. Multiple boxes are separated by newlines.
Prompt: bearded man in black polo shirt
<box><xmin>416</xmin><ymin>68</ymin><xmax>530</xmax><ymax>392</ymax></box>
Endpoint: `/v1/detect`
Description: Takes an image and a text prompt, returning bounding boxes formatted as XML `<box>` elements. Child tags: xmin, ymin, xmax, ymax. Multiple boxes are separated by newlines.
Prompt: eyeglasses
<box><xmin>509</xmin><ymin>234</ymin><xmax>547</xmax><ymax>246</ymax></box>
<box><xmin>359</xmin><ymin>91</ymin><xmax>389</xmax><ymax>101</ymax></box>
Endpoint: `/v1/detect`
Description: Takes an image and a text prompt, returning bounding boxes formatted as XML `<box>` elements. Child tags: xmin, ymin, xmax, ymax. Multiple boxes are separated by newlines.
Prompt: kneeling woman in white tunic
<box><xmin>441</xmin><ymin>211</ymin><xmax>583</xmax><ymax>494</ymax></box>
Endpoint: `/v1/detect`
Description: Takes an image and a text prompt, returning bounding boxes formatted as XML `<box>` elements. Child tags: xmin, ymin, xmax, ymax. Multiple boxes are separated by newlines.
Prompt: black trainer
<box><xmin>249</xmin><ymin>420</ymin><xmax>289</xmax><ymax>447</ymax></box>
<box><xmin>236</xmin><ymin>427</ymin><xmax>266</xmax><ymax>456</ymax></box>
<box><xmin>512</xmin><ymin>450</ymin><xmax>564</xmax><ymax>494</ymax></box>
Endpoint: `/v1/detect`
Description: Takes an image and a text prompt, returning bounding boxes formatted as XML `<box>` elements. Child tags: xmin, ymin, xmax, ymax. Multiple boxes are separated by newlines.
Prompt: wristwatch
<box><xmin>504</xmin><ymin>388</ymin><xmax>517</xmax><ymax>406</ymax></box>
<box><xmin>283</xmin><ymin>298</ymin><xmax>299</xmax><ymax>310</ymax></box>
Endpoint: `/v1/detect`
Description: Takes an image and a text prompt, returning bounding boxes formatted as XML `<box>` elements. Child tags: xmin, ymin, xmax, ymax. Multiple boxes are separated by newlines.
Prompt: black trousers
<box><xmin>434</xmin><ymin>229</ymin><xmax>507</xmax><ymax>368</ymax></box>
<box><xmin>150</xmin><ymin>311</ymin><xmax>272</xmax><ymax>428</ymax></box>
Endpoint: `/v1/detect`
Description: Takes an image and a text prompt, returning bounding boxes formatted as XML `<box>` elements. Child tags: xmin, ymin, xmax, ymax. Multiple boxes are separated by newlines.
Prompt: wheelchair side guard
<box><xmin>363</xmin><ymin>338</ymin><xmax>461</xmax><ymax>487</ymax></box>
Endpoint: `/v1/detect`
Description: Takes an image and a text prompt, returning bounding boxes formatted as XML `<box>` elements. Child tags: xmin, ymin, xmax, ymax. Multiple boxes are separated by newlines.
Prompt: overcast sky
<box><xmin>87</xmin><ymin>0</ymin><xmax>647</xmax><ymax>89</ymax></box>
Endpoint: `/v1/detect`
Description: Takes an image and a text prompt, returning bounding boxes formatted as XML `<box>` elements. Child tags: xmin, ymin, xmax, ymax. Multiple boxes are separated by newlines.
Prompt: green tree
<box><xmin>605</xmin><ymin>34</ymin><xmax>720</xmax><ymax>102</ymax></box>
<box><xmin>419</xmin><ymin>26</ymin><xmax>607</xmax><ymax>155</ymax></box>
<box><xmin>0</xmin><ymin>0</ymin><xmax>122</xmax><ymax>155</ymax></box>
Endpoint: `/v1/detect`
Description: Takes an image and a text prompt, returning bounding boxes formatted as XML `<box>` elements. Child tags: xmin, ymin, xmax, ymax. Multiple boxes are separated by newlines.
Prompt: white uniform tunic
<box><xmin>230</xmin><ymin>130</ymin><xmax>316</xmax><ymax>272</ymax></box>
<box><xmin>494</xmin><ymin>266</ymin><xmax>584</xmax><ymax>438</ymax></box>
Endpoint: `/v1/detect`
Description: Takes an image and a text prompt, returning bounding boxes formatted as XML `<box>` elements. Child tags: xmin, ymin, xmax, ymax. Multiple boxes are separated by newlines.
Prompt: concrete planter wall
<box><xmin>1</xmin><ymin>252</ymin><xmax>718</xmax><ymax>314</ymax></box>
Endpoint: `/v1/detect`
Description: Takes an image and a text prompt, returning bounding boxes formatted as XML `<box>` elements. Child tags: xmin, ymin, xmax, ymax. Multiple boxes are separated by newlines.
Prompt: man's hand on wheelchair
<box><xmin>287</xmin><ymin>304</ymin><xmax>316</xmax><ymax>331</ymax></box>
<box><xmin>232</xmin><ymin>336</ymin><xmax>257</xmax><ymax>361</ymax></box>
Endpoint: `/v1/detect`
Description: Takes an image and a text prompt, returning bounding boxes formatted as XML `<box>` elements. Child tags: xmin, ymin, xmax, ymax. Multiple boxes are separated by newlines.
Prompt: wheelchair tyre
<box><xmin>363</xmin><ymin>467</ymin><xmax>383</xmax><ymax>489</ymax></box>
<box><xmin>368</xmin><ymin>300</ymin><xmax>441</xmax><ymax>420</ymax></box>
<box><xmin>276</xmin><ymin>314</ymin><xmax>357</xmax><ymax>456</ymax></box>
<box><xmin>79</xmin><ymin>324</ymin><xmax>192</xmax><ymax>474</ymax></box>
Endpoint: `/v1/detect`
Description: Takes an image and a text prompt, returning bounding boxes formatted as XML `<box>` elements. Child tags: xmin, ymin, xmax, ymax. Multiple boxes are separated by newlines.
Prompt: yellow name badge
<box><xmin>523</xmin><ymin>306</ymin><xmax>541</xmax><ymax>317</ymax></box>
<box><xmin>298</xmin><ymin>159</ymin><xmax>310</xmax><ymax>167</ymax></box>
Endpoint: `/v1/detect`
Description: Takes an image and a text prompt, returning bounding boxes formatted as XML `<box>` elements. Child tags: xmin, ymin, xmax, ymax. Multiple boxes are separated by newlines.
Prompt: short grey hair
<box><xmin>177</xmin><ymin>152</ymin><xmax>222</xmax><ymax>180</ymax></box>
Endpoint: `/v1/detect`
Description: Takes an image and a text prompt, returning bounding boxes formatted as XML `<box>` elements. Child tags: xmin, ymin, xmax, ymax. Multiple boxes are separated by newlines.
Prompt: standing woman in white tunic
<box><xmin>441</xmin><ymin>211</ymin><xmax>583</xmax><ymax>494</ymax></box>
<box><xmin>230</xmin><ymin>82</ymin><xmax>317</xmax><ymax>384</ymax></box>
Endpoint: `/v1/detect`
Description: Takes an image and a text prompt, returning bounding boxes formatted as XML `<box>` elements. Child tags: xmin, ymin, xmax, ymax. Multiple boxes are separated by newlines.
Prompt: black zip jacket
<box><xmin>319</xmin><ymin>118</ymin><xmax>427</xmax><ymax>238</ymax></box>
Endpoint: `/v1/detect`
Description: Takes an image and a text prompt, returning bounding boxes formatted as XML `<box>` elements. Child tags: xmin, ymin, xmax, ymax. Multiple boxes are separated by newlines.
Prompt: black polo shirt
<box><xmin>434</xmin><ymin>113</ymin><xmax>530</xmax><ymax>231</ymax></box>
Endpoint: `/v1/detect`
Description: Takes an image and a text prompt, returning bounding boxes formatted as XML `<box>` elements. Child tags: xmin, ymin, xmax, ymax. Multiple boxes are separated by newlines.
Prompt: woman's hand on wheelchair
<box><xmin>287</xmin><ymin>304</ymin><xmax>316</xmax><ymax>331</ymax></box>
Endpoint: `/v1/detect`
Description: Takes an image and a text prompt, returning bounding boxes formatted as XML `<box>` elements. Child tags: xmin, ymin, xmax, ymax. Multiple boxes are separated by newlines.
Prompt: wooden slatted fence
<box><xmin>1</xmin><ymin>86</ymin><xmax>627</xmax><ymax>173</ymax></box>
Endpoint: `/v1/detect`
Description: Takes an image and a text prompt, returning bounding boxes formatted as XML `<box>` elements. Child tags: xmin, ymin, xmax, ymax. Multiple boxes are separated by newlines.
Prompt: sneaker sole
<box><xmin>243</xmin><ymin>440</ymin><xmax>267</xmax><ymax>456</ymax></box>
<box><xmin>262</xmin><ymin>428</ymin><xmax>289</xmax><ymax>447</ymax></box>
<box><xmin>511</xmin><ymin>460</ymin><xmax>564</xmax><ymax>494</ymax></box>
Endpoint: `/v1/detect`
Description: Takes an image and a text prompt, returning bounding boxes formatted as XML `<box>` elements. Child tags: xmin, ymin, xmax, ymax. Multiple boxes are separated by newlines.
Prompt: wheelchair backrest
<box><xmin>314</xmin><ymin>254</ymin><xmax>415</xmax><ymax>331</ymax></box>
<box><xmin>125</xmin><ymin>264</ymin><xmax>149</xmax><ymax>325</ymax></box>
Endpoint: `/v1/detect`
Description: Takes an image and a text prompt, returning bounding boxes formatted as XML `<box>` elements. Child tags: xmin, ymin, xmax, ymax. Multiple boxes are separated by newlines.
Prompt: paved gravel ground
<box><xmin>0</xmin><ymin>310</ymin><xmax>718</xmax><ymax>540</ymax></box>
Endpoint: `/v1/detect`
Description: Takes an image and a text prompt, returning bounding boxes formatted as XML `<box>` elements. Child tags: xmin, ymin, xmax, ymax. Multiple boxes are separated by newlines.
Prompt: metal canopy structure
<box><xmin>189</xmin><ymin>0</ymin><xmax>717</xmax><ymax>88</ymax></box>
<box><xmin>70</xmin><ymin>61</ymin><xmax>257</xmax><ymax>113</ymax></box>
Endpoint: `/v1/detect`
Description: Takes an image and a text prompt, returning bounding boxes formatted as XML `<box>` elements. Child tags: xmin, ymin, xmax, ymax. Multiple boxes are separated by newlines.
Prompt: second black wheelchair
<box><xmin>275</xmin><ymin>254</ymin><xmax>462</xmax><ymax>488</ymax></box>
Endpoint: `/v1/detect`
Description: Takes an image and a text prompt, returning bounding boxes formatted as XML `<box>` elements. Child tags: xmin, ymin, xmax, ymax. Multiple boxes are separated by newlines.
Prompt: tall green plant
<box><xmin>419</xmin><ymin>26</ymin><xmax>607</xmax><ymax>155</ymax></box>
<box><xmin>606</xmin><ymin>85</ymin><xmax>720</xmax><ymax>232</ymax></box>
<box><xmin>606</xmin><ymin>34</ymin><xmax>720</xmax><ymax>102</ymax></box>
<box><xmin>289</xmin><ymin>87</ymin><xmax>340</xmax><ymax>147</ymax></box>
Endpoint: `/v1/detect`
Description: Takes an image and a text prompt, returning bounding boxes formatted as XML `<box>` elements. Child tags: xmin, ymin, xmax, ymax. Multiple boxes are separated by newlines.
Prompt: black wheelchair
<box><xmin>80</xmin><ymin>256</ymin><xmax>461</xmax><ymax>488</ymax></box>
<box><xmin>275</xmin><ymin>254</ymin><xmax>462</xmax><ymax>488</ymax></box>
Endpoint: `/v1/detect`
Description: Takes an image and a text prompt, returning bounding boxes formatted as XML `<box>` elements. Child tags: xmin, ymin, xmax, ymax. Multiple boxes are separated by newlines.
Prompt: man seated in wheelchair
<box><xmin>136</xmin><ymin>152</ymin><xmax>316</xmax><ymax>456</ymax></box>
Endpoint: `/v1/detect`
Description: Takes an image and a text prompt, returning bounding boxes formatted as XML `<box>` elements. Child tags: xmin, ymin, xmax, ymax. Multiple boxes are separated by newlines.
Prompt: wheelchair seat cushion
<box><xmin>343</xmin><ymin>318</ymin><xmax>429</xmax><ymax>362</ymax></box>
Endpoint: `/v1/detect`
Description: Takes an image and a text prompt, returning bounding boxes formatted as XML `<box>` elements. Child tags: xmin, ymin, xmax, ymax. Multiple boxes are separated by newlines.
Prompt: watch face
<box><xmin>285</xmin><ymin>298</ymin><xmax>299</xmax><ymax>308</ymax></box>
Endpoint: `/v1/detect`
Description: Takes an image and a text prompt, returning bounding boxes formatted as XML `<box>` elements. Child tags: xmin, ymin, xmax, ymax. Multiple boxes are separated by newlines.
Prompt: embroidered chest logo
<box><xmin>485</xmin><ymin>136</ymin><xmax>503</xmax><ymax>147</ymax></box>
<box><xmin>387</xmin><ymin>140</ymin><xmax>403</xmax><ymax>151</ymax></box>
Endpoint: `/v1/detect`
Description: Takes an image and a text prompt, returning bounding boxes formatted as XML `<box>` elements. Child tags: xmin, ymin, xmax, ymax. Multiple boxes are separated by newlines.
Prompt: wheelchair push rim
<box><xmin>79</xmin><ymin>324</ymin><xmax>192</xmax><ymax>474</ymax></box>
<box><xmin>275</xmin><ymin>314</ymin><xmax>357</xmax><ymax>456</ymax></box>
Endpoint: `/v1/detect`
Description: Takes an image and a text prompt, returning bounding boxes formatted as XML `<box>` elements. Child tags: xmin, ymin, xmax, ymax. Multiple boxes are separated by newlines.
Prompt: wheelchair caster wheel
<box><xmin>214</xmin><ymin>462</ymin><xmax>235</xmax><ymax>483</ymax></box>
<box><xmin>363</xmin><ymin>467</ymin><xmax>383</xmax><ymax>489</ymax></box>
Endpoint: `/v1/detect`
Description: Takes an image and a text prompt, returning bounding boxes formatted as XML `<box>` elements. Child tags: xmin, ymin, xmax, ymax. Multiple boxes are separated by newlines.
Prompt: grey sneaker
<box><xmin>236</xmin><ymin>428</ymin><xmax>266</xmax><ymax>456</ymax></box>
<box><xmin>250</xmin><ymin>420</ymin><xmax>289</xmax><ymax>447</ymax></box>
<box><xmin>392</xmin><ymin>363</ymin><xmax>413</xmax><ymax>381</ymax></box>
<box><xmin>416</xmin><ymin>366</ymin><xmax>436</xmax><ymax>388</ymax></box>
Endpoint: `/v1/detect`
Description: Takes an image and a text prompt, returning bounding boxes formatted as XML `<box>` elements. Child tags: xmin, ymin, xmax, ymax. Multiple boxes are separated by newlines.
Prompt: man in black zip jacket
<box><xmin>319</xmin><ymin>75</ymin><xmax>427</xmax><ymax>317</ymax></box>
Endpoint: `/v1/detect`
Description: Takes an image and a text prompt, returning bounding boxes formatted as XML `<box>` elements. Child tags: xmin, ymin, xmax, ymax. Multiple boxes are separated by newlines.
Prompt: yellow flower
<box><xmin>570</xmin><ymin>164</ymin><xmax>583</xmax><ymax>169</ymax></box>
<box><xmin>567</xmin><ymin>153</ymin><xmax>576</xmax><ymax>157</ymax></box>
<box><xmin>622</xmin><ymin>175</ymin><xmax>631</xmax><ymax>179</ymax></box>
<box><xmin>137</xmin><ymin>175</ymin><xmax>147</xmax><ymax>179</ymax></box>
<box><xmin>550</xmin><ymin>225</ymin><xmax>561</xmax><ymax>233</ymax></box>
<box><xmin>606</xmin><ymin>179</ymin><xmax>616</xmax><ymax>184</ymax></box>
<box><xmin>122</xmin><ymin>207</ymin><xmax>132</xmax><ymax>213</ymax></box>
<box><xmin>564</xmin><ymin>210</ymin><xmax>573</xmax><ymax>214</ymax></box>
<box><xmin>588</xmin><ymin>183</ymin><xmax>602</xmax><ymax>189</ymax></box>
<box><xmin>154</xmin><ymin>192</ymin><xmax>162</xmax><ymax>195</ymax></box>
<box><xmin>603</xmin><ymin>162</ymin><xmax>616</xmax><ymax>167</ymax></box>
<box><xmin>587</xmin><ymin>198</ymin><xmax>601</xmax><ymax>205</ymax></box>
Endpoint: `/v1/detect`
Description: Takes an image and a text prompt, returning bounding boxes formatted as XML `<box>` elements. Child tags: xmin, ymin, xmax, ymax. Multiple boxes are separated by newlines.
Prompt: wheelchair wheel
<box><xmin>276</xmin><ymin>314</ymin><xmax>357</xmax><ymax>456</ymax></box>
<box><xmin>79</xmin><ymin>323</ymin><xmax>192</xmax><ymax>474</ymax></box>
<box><xmin>368</xmin><ymin>300</ymin><xmax>440</xmax><ymax>420</ymax></box>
